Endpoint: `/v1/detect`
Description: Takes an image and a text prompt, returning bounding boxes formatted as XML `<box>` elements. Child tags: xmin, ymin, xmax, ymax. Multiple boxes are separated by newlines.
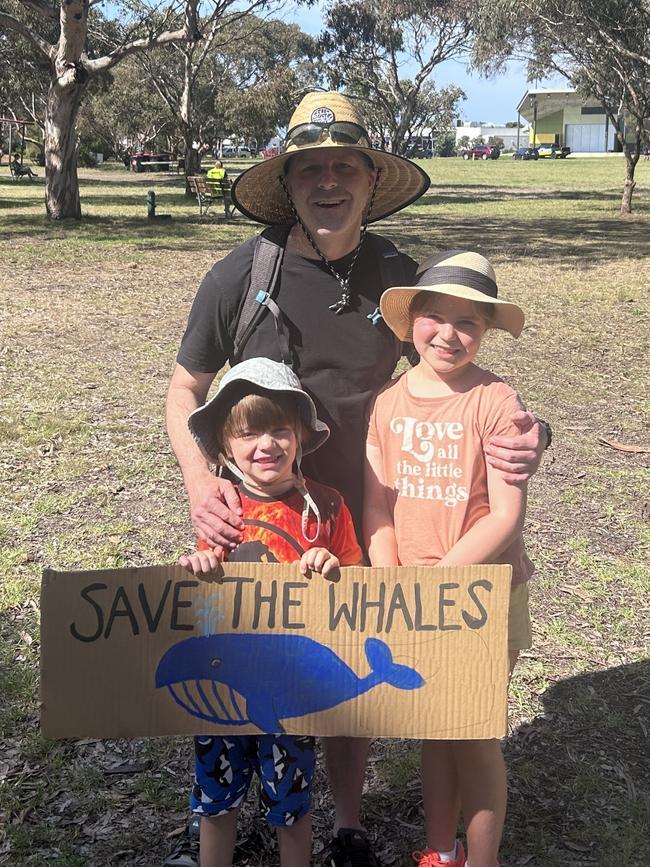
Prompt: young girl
<box><xmin>180</xmin><ymin>357</ymin><xmax>363</xmax><ymax>867</ymax></box>
<box><xmin>364</xmin><ymin>250</ymin><xmax>534</xmax><ymax>867</ymax></box>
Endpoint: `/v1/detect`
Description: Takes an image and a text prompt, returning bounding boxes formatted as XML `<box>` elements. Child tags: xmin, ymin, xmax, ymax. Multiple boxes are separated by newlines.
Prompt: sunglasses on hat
<box><xmin>284</xmin><ymin>121</ymin><xmax>371</xmax><ymax>149</ymax></box>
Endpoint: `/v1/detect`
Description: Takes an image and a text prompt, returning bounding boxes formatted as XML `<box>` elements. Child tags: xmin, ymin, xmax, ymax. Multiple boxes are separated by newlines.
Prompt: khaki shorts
<box><xmin>508</xmin><ymin>582</ymin><xmax>532</xmax><ymax>653</ymax></box>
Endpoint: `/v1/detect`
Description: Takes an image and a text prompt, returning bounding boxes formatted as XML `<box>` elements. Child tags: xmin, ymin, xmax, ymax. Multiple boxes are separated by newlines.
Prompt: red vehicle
<box><xmin>460</xmin><ymin>144</ymin><xmax>500</xmax><ymax>161</ymax></box>
<box><xmin>260</xmin><ymin>146</ymin><xmax>281</xmax><ymax>159</ymax></box>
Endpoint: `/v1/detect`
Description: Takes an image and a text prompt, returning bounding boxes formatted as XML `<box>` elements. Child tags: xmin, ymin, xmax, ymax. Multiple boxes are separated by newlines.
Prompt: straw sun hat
<box><xmin>231</xmin><ymin>91</ymin><xmax>430</xmax><ymax>225</ymax></box>
<box><xmin>380</xmin><ymin>250</ymin><xmax>525</xmax><ymax>340</ymax></box>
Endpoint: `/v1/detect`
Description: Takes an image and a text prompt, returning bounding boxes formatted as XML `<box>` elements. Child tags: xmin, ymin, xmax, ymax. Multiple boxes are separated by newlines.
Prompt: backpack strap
<box><xmin>365</xmin><ymin>232</ymin><xmax>412</xmax><ymax>365</ymax></box>
<box><xmin>368</xmin><ymin>232</ymin><xmax>408</xmax><ymax>293</ymax></box>
<box><xmin>232</xmin><ymin>225</ymin><xmax>292</xmax><ymax>365</ymax></box>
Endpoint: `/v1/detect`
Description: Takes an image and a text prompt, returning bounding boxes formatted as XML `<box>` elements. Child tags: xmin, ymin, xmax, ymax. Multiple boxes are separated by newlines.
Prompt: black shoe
<box><xmin>163</xmin><ymin>816</ymin><xmax>200</xmax><ymax>867</ymax></box>
<box><xmin>324</xmin><ymin>828</ymin><xmax>380</xmax><ymax>867</ymax></box>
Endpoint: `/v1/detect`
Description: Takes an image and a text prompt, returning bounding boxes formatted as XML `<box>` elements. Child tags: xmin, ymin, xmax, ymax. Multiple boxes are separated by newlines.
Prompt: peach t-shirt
<box><xmin>367</xmin><ymin>368</ymin><xmax>534</xmax><ymax>584</ymax></box>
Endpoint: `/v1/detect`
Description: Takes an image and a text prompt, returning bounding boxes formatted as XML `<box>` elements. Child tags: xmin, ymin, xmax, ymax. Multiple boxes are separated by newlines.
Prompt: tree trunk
<box><xmin>44</xmin><ymin>77</ymin><xmax>86</xmax><ymax>219</ymax></box>
<box><xmin>183</xmin><ymin>128</ymin><xmax>201</xmax><ymax>194</ymax></box>
<box><xmin>620</xmin><ymin>149</ymin><xmax>637</xmax><ymax>215</ymax></box>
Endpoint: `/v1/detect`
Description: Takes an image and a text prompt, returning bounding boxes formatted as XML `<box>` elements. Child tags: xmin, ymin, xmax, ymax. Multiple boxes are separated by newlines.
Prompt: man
<box><xmin>11</xmin><ymin>154</ymin><xmax>37</xmax><ymax>178</ymax></box>
<box><xmin>166</xmin><ymin>91</ymin><xmax>547</xmax><ymax>867</ymax></box>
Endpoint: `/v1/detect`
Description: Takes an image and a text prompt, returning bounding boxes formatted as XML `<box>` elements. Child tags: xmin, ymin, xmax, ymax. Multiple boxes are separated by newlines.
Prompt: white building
<box><xmin>454</xmin><ymin>122</ymin><xmax>530</xmax><ymax>151</ymax></box>
<box><xmin>516</xmin><ymin>89</ymin><xmax>618</xmax><ymax>152</ymax></box>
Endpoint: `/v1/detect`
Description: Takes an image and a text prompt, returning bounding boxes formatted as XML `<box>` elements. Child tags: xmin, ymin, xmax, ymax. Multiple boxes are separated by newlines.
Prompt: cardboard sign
<box><xmin>40</xmin><ymin>563</ymin><xmax>511</xmax><ymax>740</ymax></box>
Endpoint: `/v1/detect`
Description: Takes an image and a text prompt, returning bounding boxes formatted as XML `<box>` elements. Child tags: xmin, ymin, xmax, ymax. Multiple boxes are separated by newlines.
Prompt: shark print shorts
<box><xmin>191</xmin><ymin>734</ymin><xmax>316</xmax><ymax>827</ymax></box>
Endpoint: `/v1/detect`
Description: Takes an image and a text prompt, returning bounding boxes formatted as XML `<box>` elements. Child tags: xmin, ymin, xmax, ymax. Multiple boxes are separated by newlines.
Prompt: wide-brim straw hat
<box><xmin>188</xmin><ymin>358</ymin><xmax>329</xmax><ymax>463</ymax></box>
<box><xmin>231</xmin><ymin>91</ymin><xmax>430</xmax><ymax>225</ymax></box>
<box><xmin>380</xmin><ymin>250</ymin><xmax>525</xmax><ymax>340</ymax></box>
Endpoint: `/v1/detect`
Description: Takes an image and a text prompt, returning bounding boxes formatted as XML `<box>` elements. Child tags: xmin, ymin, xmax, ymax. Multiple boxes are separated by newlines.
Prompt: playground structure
<box><xmin>1</xmin><ymin>116</ymin><xmax>39</xmax><ymax>165</ymax></box>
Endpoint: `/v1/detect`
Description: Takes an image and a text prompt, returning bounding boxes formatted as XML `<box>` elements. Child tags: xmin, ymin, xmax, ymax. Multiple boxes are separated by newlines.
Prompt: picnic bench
<box><xmin>188</xmin><ymin>175</ymin><xmax>234</xmax><ymax>217</ymax></box>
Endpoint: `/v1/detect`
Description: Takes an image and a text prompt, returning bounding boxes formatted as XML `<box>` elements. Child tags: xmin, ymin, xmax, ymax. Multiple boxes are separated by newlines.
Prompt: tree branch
<box><xmin>85</xmin><ymin>26</ymin><xmax>193</xmax><ymax>73</ymax></box>
<box><xmin>0</xmin><ymin>10</ymin><xmax>54</xmax><ymax>60</ymax></box>
<box><xmin>16</xmin><ymin>0</ymin><xmax>58</xmax><ymax>21</ymax></box>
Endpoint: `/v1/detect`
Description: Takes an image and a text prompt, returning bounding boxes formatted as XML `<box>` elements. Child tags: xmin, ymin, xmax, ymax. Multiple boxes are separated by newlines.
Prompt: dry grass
<box><xmin>1</xmin><ymin>159</ymin><xmax>649</xmax><ymax>866</ymax></box>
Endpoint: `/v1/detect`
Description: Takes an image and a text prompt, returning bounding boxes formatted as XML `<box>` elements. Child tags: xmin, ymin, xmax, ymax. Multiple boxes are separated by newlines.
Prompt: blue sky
<box><xmin>284</xmin><ymin>3</ymin><xmax>564</xmax><ymax>124</ymax></box>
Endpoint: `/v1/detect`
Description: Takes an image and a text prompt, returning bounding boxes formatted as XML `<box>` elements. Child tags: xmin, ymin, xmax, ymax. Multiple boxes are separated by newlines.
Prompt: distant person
<box><xmin>178</xmin><ymin>357</ymin><xmax>362</xmax><ymax>867</ymax></box>
<box><xmin>364</xmin><ymin>250</ymin><xmax>535</xmax><ymax>867</ymax></box>
<box><xmin>206</xmin><ymin>159</ymin><xmax>229</xmax><ymax>186</ymax></box>
<box><xmin>165</xmin><ymin>90</ymin><xmax>549</xmax><ymax>867</ymax></box>
<box><xmin>11</xmin><ymin>154</ymin><xmax>37</xmax><ymax>178</ymax></box>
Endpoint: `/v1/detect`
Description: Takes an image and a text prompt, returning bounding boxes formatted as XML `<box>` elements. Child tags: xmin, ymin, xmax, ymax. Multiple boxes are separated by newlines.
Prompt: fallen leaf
<box><xmin>598</xmin><ymin>437</ymin><xmax>650</xmax><ymax>453</ymax></box>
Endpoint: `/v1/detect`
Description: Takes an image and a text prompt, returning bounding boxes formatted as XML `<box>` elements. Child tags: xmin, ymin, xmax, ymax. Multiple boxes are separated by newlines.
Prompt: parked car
<box><xmin>512</xmin><ymin>146</ymin><xmax>539</xmax><ymax>161</ymax></box>
<box><xmin>460</xmin><ymin>144</ymin><xmax>500</xmax><ymax>161</ymax></box>
<box><xmin>129</xmin><ymin>151</ymin><xmax>172</xmax><ymax>172</ymax></box>
<box><xmin>405</xmin><ymin>144</ymin><xmax>433</xmax><ymax>159</ymax></box>
<box><xmin>537</xmin><ymin>144</ymin><xmax>571</xmax><ymax>159</ymax></box>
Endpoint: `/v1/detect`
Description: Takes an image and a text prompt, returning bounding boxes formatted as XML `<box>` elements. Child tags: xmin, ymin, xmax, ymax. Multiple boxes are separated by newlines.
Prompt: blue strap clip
<box><xmin>367</xmin><ymin>306</ymin><xmax>383</xmax><ymax>326</ymax></box>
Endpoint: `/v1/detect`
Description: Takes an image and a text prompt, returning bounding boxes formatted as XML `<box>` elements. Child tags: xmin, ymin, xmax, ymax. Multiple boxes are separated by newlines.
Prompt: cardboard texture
<box><xmin>40</xmin><ymin>563</ymin><xmax>511</xmax><ymax>740</ymax></box>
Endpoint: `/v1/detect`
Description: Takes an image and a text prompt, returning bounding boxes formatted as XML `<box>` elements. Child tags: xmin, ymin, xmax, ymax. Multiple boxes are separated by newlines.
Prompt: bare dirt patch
<box><xmin>1</xmin><ymin>167</ymin><xmax>648</xmax><ymax>866</ymax></box>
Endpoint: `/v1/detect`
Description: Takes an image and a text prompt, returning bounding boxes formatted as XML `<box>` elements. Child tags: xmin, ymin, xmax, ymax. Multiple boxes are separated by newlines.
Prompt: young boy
<box><xmin>364</xmin><ymin>250</ymin><xmax>534</xmax><ymax>867</ymax></box>
<box><xmin>179</xmin><ymin>357</ymin><xmax>362</xmax><ymax>867</ymax></box>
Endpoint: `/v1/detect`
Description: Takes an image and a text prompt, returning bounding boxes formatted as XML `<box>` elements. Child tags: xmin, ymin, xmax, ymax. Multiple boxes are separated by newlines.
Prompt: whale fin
<box><xmin>246</xmin><ymin>697</ymin><xmax>285</xmax><ymax>734</ymax></box>
<box><xmin>365</xmin><ymin>638</ymin><xmax>425</xmax><ymax>690</ymax></box>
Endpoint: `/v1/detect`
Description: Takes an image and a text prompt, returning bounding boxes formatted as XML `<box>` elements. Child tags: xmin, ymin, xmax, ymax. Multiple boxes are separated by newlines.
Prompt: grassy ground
<box><xmin>1</xmin><ymin>157</ymin><xmax>649</xmax><ymax>867</ymax></box>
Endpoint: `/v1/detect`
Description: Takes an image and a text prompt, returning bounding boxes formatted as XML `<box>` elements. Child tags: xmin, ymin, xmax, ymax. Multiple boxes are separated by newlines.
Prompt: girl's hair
<box><xmin>409</xmin><ymin>291</ymin><xmax>496</xmax><ymax>326</ymax></box>
<box><xmin>216</xmin><ymin>387</ymin><xmax>305</xmax><ymax>455</ymax></box>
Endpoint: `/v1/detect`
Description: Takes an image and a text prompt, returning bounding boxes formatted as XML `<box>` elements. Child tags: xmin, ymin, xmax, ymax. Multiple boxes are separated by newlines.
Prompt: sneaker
<box><xmin>325</xmin><ymin>828</ymin><xmax>380</xmax><ymax>867</ymax></box>
<box><xmin>411</xmin><ymin>841</ymin><xmax>466</xmax><ymax>867</ymax></box>
<box><xmin>162</xmin><ymin>816</ymin><xmax>200</xmax><ymax>867</ymax></box>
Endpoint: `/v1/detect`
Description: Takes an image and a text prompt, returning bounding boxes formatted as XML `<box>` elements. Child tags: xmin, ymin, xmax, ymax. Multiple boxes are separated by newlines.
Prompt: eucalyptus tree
<box><xmin>320</xmin><ymin>0</ymin><xmax>471</xmax><ymax>154</ymax></box>
<box><xmin>0</xmin><ymin>0</ymin><xmax>203</xmax><ymax>218</ymax></box>
<box><xmin>473</xmin><ymin>0</ymin><xmax>650</xmax><ymax>213</ymax></box>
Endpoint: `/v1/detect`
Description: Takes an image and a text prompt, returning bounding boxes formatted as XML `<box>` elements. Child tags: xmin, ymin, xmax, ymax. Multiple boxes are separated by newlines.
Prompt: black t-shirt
<box><xmin>177</xmin><ymin>232</ymin><xmax>418</xmax><ymax>528</ymax></box>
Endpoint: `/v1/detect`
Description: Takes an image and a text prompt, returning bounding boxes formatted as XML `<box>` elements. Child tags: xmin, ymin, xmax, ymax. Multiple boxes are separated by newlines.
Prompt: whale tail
<box><xmin>365</xmin><ymin>638</ymin><xmax>425</xmax><ymax>690</ymax></box>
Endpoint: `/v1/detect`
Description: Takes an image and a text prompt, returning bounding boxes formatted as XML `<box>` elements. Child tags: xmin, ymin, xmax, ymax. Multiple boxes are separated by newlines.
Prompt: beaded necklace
<box><xmin>278</xmin><ymin>170</ymin><xmax>380</xmax><ymax>314</ymax></box>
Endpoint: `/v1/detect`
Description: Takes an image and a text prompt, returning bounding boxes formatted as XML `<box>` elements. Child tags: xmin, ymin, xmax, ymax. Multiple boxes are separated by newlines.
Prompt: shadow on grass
<box><xmin>418</xmin><ymin>189</ymin><xmax>624</xmax><ymax>206</ymax></box>
<box><xmin>0</xmin><ymin>212</ymin><xmax>259</xmax><ymax>247</ymax></box>
<box><xmin>3</xmin><ymin>189</ymin><xmax>650</xmax><ymax>262</ymax></box>
<box><xmin>503</xmin><ymin>660</ymin><xmax>650</xmax><ymax>866</ymax></box>
<box><xmin>361</xmin><ymin>661</ymin><xmax>649</xmax><ymax>867</ymax></box>
<box><xmin>385</xmin><ymin>213</ymin><xmax>650</xmax><ymax>261</ymax></box>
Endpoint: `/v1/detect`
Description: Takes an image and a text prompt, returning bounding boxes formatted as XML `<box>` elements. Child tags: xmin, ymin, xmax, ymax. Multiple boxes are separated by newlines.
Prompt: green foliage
<box><xmin>321</xmin><ymin>0</ymin><xmax>470</xmax><ymax>153</ymax></box>
<box><xmin>434</xmin><ymin>130</ymin><xmax>457</xmax><ymax>156</ymax></box>
<box><xmin>471</xmin><ymin>0</ymin><xmax>650</xmax><ymax>211</ymax></box>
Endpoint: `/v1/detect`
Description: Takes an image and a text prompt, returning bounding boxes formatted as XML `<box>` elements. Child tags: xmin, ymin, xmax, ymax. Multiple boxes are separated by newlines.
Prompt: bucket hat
<box><xmin>188</xmin><ymin>358</ymin><xmax>330</xmax><ymax>464</ymax></box>
<box><xmin>380</xmin><ymin>249</ymin><xmax>525</xmax><ymax>340</ymax></box>
<box><xmin>231</xmin><ymin>91</ymin><xmax>430</xmax><ymax>225</ymax></box>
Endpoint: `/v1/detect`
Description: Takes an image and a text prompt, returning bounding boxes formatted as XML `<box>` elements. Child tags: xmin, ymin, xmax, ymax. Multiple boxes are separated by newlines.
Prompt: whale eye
<box><xmin>210</xmin><ymin>657</ymin><xmax>221</xmax><ymax>667</ymax></box>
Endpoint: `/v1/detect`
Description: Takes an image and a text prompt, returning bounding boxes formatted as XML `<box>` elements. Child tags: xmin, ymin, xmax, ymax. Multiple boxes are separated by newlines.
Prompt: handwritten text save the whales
<box><xmin>69</xmin><ymin>577</ymin><xmax>494</xmax><ymax>642</ymax></box>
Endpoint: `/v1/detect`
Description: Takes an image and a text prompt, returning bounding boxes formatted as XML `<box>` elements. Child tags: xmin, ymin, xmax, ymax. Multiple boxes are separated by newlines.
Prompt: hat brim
<box><xmin>231</xmin><ymin>143</ymin><xmax>430</xmax><ymax>225</ymax></box>
<box><xmin>188</xmin><ymin>380</ymin><xmax>330</xmax><ymax>464</ymax></box>
<box><xmin>380</xmin><ymin>284</ymin><xmax>525</xmax><ymax>340</ymax></box>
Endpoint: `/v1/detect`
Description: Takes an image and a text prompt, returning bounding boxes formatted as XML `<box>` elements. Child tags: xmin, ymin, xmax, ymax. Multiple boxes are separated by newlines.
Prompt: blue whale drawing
<box><xmin>155</xmin><ymin>634</ymin><xmax>424</xmax><ymax>733</ymax></box>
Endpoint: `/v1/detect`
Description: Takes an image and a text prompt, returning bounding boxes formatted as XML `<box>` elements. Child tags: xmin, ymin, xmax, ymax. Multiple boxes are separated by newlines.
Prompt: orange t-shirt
<box><xmin>367</xmin><ymin>369</ymin><xmax>534</xmax><ymax>584</ymax></box>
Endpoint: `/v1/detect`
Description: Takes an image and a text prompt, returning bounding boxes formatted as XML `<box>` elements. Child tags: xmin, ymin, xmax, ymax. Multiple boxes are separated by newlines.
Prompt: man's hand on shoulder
<box><xmin>189</xmin><ymin>474</ymin><xmax>244</xmax><ymax>548</ymax></box>
<box><xmin>484</xmin><ymin>410</ymin><xmax>549</xmax><ymax>484</ymax></box>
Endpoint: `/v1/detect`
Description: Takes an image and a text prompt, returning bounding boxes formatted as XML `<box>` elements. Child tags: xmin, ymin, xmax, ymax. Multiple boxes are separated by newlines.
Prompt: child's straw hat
<box><xmin>380</xmin><ymin>249</ymin><xmax>525</xmax><ymax>340</ymax></box>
